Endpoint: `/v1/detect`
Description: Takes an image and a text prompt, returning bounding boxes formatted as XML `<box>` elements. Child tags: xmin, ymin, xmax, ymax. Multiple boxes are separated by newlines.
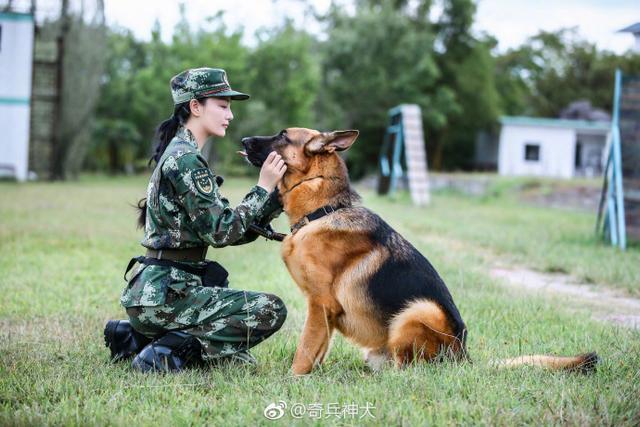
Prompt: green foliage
<box><xmin>228</xmin><ymin>21</ymin><xmax>321</xmax><ymax>174</ymax></box>
<box><xmin>494</xmin><ymin>28</ymin><xmax>640</xmax><ymax>118</ymax></box>
<box><xmin>91</xmin><ymin>29</ymin><xmax>146</xmax><ymax>173</ymax></box>
<box><xmin>90</xmin><ymin>11</ymin><xmax>321</xmax><ymax>176</ymax></box>
<box><xmin>86</xmin><ymin>119</ymin><xmax>141</xmax><ymax>173</ymax></box>
<box><xmin>319</xmin><ymin>0</ymin><xmax>448</xmax><ymax>177</ymax></box>
<box><xmin>88</xmin><ymin>3</ymin><xmax>640</xmax><ymax>175</ymax></box>
<box><xmin>432</xmin><ymin>0</ymin><xmax>500</xmax><ymax>169</ymax></box>
<box><xmin>248</xmin><ymin>21</ymin><xmax>321</xmax><ymax>129</ymax></box>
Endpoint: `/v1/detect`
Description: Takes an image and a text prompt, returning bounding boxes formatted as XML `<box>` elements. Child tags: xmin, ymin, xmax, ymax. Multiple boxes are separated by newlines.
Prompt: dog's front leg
<box><xmin>292</xmin><ymin>302</ymin><xmax>335</xmax><ymax>376</ymax></box>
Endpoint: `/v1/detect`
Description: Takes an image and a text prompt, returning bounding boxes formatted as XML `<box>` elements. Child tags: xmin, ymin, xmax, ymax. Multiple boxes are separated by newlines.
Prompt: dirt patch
<box><xmin>491</xmin><ymin>266</ymin><xmax>640</xmax><ymax>329</ymax></box>
<box><xmin>412</xmin><ymin>231</ymin><xmax>639</xmax><ymax>330</ymax></box>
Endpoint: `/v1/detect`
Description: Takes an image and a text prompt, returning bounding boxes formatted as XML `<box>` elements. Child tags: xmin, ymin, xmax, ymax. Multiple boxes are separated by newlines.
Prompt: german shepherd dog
<box><xmin>240</xmin><ymin>128</ymin><xmax>599</xmax><ymax>376</ymax></box>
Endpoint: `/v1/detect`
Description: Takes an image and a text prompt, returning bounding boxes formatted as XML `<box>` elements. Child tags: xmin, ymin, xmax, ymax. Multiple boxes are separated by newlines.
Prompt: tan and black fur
<box><xmin>241</xmin><ymin>128</ymin><xmax>599</xmax><ymax>376</ymax></box>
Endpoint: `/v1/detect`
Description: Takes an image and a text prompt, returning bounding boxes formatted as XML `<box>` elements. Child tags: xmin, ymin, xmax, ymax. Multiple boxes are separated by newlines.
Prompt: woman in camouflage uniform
<box><xmin>104</xmin><ymin>68</ymin><xmax>288</xmax><ymax>372</ymax></box>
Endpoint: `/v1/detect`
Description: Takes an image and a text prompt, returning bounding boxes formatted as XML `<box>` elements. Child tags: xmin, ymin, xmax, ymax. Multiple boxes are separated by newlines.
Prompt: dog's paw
<box><xmin>363</xmin><ymin>349</ymin><xmax>390</xmax><ymax>372</ymax></box>
<box><xmin>291</xmin><ymin>364</ymin><xmax>313</xmax><ymax>376</ymax></box>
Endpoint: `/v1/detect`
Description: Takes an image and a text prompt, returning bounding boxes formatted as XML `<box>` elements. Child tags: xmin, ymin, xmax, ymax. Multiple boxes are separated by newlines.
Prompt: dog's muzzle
<box><xmin>240</xmin><ymin>136</ymin><xmax>272</xmax><ymax>167</ymax></box>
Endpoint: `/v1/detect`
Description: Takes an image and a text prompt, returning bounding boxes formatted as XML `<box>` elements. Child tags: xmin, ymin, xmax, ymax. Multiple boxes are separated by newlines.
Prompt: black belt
<box><xmin>145</xmin><ymin>247</ymin><xmax>208</xmax><ymax>262</ymax></box>
<box><xmin>124</xmin><ymin>254</ymin><xmax>228</xmax><ymax>288</ymax></box>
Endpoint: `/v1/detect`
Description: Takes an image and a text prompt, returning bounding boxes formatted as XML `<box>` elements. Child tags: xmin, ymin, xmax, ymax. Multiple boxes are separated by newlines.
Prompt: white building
<box><xmin>0</xmin><ymin>11</ymin><xmax>34</xmax><ymax>181</ymax></box>
<box><xmin>498</xmin><ymin>116</ymin><xmax>610</xmax><ymax>179</ymax></box>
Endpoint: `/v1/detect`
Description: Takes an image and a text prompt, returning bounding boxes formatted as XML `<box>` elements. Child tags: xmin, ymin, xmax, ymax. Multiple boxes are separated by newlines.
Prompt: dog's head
<box><xmin>239</xmin><ymin>128</ymin><xmax>359</xmax><ymax>174</ymax></box>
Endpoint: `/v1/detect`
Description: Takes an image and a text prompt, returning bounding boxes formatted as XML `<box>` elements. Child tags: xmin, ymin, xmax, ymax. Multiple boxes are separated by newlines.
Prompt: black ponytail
<box><xmin>136</xmin><ymin>197</ymin><xmax>147</xmax><ymax>229</ymax></box>
<box><xmin>149</xmin><ymin>102</ymin><xmax>191</xmax><ymax>166</ymax></box>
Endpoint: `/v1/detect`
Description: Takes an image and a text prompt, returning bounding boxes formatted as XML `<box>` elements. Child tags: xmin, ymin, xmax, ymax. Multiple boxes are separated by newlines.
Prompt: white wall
<box><xmin>0</xmin><ymin>105</ymin><xmax>31</xmax><ymax>179</ymax></box>
<box><xmin>498</xmin><ymin>125</ymin><xmax>576</xmax><ymax>178</ymax></box>
<box><xmin>0</xmin><ymin>13</ymin><xmax>34</xmax><ymax>181</ymax></box>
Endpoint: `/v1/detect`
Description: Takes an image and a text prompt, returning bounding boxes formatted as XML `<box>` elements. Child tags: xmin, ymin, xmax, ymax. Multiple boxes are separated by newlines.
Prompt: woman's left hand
<box><xmin>257</xmin><ymin>151</ymin><xmax>287</xmax><ymax>192</ymax></box>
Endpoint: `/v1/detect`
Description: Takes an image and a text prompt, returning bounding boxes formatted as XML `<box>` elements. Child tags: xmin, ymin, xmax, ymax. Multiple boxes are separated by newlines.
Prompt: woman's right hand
<box><xmin>257</xmin><ymin>151</ymin><xmax>287</xmax><ymax>193</ymax></box>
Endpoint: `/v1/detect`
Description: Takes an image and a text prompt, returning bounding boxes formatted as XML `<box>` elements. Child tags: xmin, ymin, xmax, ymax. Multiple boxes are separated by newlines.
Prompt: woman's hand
<box><xmin>257</xmin><ymin>151</ymin><xmax>287</xmax><ymax>193</ymax></box>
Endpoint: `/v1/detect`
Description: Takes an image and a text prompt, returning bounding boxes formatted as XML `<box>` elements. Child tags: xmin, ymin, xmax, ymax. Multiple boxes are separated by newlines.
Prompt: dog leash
<box><xmin>248</xmin><ymin>223</ymin><xmax>287</xmax><ymax>242</ymax></box>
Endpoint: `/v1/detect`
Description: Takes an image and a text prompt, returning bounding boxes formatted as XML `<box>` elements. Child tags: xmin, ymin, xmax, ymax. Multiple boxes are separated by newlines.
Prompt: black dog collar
<box><xmin>290</xmin><ymin>205</ymin><xmax>346</xmax><ymax>235</ymax></box>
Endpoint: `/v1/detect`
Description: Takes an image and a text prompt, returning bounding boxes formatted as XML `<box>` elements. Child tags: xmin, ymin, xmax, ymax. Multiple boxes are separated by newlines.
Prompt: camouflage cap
<box><xmin>170</xmin><ymin>67</ymin><xmax>250</xmax><ymax>104</ymax></box>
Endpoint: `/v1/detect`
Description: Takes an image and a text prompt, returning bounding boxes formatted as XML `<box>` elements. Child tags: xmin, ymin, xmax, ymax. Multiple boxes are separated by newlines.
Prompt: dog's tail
<box><xmin>387</xmin><ymin>299</ymin><xmax>599</xmax><ymax>373</ymax></box>
<box><xmin>387</xmin><ymin>299</ymin><xmax>467</xmax><ymax>366</ymax></box>
<box><xmin>490</xmin><ymin>351</ymin><xmax>599</xmax><ymax>373</ymax></box>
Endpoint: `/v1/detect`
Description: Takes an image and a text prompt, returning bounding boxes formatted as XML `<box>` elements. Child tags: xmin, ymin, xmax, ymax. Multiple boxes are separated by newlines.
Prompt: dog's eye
<box><xmin>277</xmin><ymin>130</ymin><xmax>291</xmax><ymax>144</ymax></box>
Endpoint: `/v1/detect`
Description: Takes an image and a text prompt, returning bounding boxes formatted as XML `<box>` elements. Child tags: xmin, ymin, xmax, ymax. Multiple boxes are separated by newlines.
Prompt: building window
<box><xmin>575</xmin><ymin>141</ymin><xmax>582</xmax><ymax>167</ymax></box>
<box><xmin>524</xmin><ymin>143</ymin><xmax>540</xmax><ymax>161</ymax></box>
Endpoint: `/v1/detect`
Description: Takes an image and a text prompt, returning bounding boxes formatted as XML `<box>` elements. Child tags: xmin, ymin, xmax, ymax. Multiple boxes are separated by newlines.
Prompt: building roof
<box><xmin>500</xmin><ymin>116</ymin><xmax>610</xmax><ymax>132</ymax></box>
<box><xmin>619</xmin><ymin>23</ymin><xmax>640</xmax><ymax>33</ymax></box>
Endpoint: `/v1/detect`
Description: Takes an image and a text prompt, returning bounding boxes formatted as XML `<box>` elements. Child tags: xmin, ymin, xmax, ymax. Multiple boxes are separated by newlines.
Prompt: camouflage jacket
<box><xmin>121</xmin><ymin>126</ymin><xmax>282</xmax><ymax>308</ymax></box>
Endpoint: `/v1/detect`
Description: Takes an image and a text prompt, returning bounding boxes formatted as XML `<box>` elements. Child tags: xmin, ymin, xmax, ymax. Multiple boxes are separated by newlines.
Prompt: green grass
<box><xmin>372</xmin><ymin>176</ymin><xmax>640</xmax><ymax>296</ymax></box>
<box><xmin>1</xmin><ymin>175</ymin><xmax>639</xmax><ymax>426</ymax></box>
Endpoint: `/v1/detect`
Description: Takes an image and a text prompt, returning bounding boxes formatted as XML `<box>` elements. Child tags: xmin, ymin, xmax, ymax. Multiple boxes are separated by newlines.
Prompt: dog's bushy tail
<box><xmin>490</xmin><ymin>352</ymin><xmax>599</xmax><ymax>373</ymax></box>
<box><xmin>387</xmin><ymin>299</ymin><xmax>467</xmax><ymax>366</ymax></box>
<box><xmin>136</xmin><ymin>198</ymin><xmax>147</xmax><ymax>229</ymax></box>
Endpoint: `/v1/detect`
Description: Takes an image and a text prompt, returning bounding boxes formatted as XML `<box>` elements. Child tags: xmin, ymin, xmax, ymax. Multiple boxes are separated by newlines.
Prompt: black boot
<box><xmin>104</xmin><ymin>320</ymin><xmax>152</xmax><ymax>362</ymax></box>
<box><xmin>131</xmin><ymin>331</ymin><xmax>202</xmax><ymax>373</ymax></box>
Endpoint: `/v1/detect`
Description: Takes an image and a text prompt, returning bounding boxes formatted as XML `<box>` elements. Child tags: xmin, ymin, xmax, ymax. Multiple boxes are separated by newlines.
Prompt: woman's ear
<box><xmin>189</xmin><ymin>98</ymin><xmax>202</xmax><ymax>117</ymax></box>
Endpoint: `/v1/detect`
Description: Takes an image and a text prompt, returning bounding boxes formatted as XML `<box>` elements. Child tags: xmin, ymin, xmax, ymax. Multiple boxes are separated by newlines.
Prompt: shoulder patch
<box><xmin>192</xmin><ymin>168</ymin><xmax>214</xmax><ymax>196</ymax></box>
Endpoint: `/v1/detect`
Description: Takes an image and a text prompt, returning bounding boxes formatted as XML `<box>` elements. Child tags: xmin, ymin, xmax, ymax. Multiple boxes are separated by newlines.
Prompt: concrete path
<box><xmin>491</xmin><ymin>266</ymin><xmax>640</xmax><ymax>329</ymax></box>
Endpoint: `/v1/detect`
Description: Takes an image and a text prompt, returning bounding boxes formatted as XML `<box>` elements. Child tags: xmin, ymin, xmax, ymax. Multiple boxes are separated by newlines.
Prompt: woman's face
<box><xmin>198</xmin><ymin>97</ymin><xmax>233</xmax><ymax>138</ymax></box>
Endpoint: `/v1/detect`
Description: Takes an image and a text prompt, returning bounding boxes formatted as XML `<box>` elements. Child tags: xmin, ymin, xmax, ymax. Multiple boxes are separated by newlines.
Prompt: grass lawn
<box><xmin>1</xmin><ymin>175</ymin><xmax>638</xmax><ymax>426</ymax></box>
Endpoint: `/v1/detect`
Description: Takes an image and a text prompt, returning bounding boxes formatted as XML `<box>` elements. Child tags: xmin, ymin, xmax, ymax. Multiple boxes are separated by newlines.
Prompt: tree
<box><xmin>320</xmin><ymin>0</ymin><xmax>453</xmax><ymax>178</ymax></box>
<box><xmin>90</xmin><ymin>8</ymin><xmax>253</xmax><ymax>175</ymax></box>
<box><xmin>495</xmin><ymin>28</ymin><xmax>640</xmax><ymax>119</ymax></box>
<box><xmin>89</xmin><ymin>2</ymin><xmax>640</xmax><ymax>176</ymax></box>
<box><xmin>430</xmin><ymin>0</ymin><xmax>500</xmax><ymax>169</ymax></box>
<box><xmin>246</xmin><ymin>21</ymin><xmax>321</xmax><ymax>130</ymax></box>
<box><xmin>90</xmin><ymin>28</ymin><xmax>146</xmax><ymax>173</ymax></box>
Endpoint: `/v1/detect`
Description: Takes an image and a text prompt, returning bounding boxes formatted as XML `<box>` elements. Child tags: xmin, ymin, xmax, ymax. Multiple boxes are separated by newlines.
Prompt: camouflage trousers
<box><xmin>126</xmin><ymin>285</ymin><xmax>287</xmax><ymax>361</ymax></box>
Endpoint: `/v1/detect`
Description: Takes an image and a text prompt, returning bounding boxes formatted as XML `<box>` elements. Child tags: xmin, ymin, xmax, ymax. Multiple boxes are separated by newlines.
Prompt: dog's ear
<box><xmin>305</xmin><ymin>130</ymin><xmax>359</xmax><ymax>154</ymax></box>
